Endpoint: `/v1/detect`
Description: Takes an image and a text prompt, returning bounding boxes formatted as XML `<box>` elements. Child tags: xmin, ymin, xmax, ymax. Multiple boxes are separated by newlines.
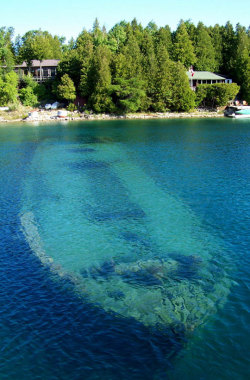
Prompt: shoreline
<box><xmin>0</xmin><ymin>109</ymin><xmax>224</xmax><ymax>124</ymax></box>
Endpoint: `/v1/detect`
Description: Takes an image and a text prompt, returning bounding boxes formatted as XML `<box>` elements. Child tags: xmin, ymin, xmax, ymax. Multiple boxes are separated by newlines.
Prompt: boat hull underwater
<box><xmin>20</xmin><ymin>137</ymin><xmax>231</xmax><ymax>332</ymax></box>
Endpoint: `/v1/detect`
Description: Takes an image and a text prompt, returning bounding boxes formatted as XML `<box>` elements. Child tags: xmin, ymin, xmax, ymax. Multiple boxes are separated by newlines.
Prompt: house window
<box><xmin>50</xmin><ymin>68</ymin><xmax>56</xmax><ymax>76</ymax></box>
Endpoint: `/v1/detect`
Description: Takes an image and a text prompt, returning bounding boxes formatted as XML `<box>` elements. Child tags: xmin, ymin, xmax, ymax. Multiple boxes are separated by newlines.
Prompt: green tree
<box><xmin>88</xmin><ymin>45</ymin><xmax>114</xmax><ymax>112</ymax></box>
<box><xmin>152</xmin><ymin>42</ymin><xmax>172</xmax><ymax>111</ymax></box>
<box><xmin>17</xmin><ymin>30</ymin><xmax>62</xmax><ymax>66</ymax></box>
<box><xmin>0</xmin><ymin>71</ymin><xmax>18</xmax><ymax>105</ymax></box>
<box><xmin>208</xmin><ymin>24</ymin><xmax>223</xmax><ymax>72</ymax></box>
<box><xmin>18</xmin><ymin>73</ymin><xmax>40</xmax><ymax>106</ymax></box>
<box><xmin>183</xmin><ymin>20</ymin><xmax>197</xmax><ymax>43</ymax></box>
<box><xmin>57</xmin><ymin>49</ymin><xmax>82</xmax><ymax>87</ymax></box>
<box><xmin>110</xmin><ymin>77</ymin><xmax>146</xmax><ymax>113</ymax></box>
<box><xmin>173</xmin><ymin>21</ymin><xmax>196</xmax><ymax>68</ymax></box>
<box><xmin>57</xmin><ymin>73</ymin><xmax>76</xmax><ymax>103</ymax></box>
<box><xmin>145</xmin><ymin>21</ymin><xmax>158</xmax><ymax>36</ymax></box>
<box><xmin>194</xmin><ymin>22</ymin><xmax>216</xmax><ymax>71</ymax></box>
<box><xmin>155</xmin><ymin>26</ymin><xmax>173</xmax><ymax>57</ymax></box>
<box><xmin>92</xmin><ymin>18</ymin><xmax>107</xmax><ymax>47</ymax></box>
<box><xmin>0</xmin><ymin>27</ymin><xmax>15</xmax><ymax>69</ymax></box>
<box><xmin>77</xmin><ymin>31</ymin><xmax>94</xmax><ymax>97</ymax></box>
<box><xmin>221</xmin><ymin>21</ymin><xmax>236</xmax><ymax>75</ymax></box>
<box><xmin>140</xmin><ymin>31</ymin><xmax>157</xmax><ymax>106</ymax></box>
<box><xmin>196</xmin><ymin>83</ymin><xmax>240</xmax><ymax>107</ymax></box>
<box><xmin>120</xmin><ymin>34</ymin><xmax>142</xmax><ymax>78</ymax></box>
<box><xmin>19</xmin><ymin>86</ymin><xmax>38</xmax><ymax>106</ymax></box>
<box><xmin>234</xmin><ymin>24</ymin><xmax>250</xmax><ymax>102</ymax></box>
<box><xmin>170</xmin><ymin>61</ymin><xmax>195</xmax><ymax>111</ymax></box>
<box><xmin>107</xmin><ymin>22</ymin><xmax>127</xmax><ymax>52</ymax></box>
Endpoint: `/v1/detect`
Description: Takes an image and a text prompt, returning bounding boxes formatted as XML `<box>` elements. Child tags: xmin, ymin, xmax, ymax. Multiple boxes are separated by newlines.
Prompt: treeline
<box><xmin>0</xmin><ymin>19</ymin><xmax>249</xmax><ymax>112</ymax></box>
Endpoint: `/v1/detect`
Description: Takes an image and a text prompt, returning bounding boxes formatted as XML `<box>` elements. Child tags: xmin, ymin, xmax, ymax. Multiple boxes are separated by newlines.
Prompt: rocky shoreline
<box><xmin>0</xmin><ymin>109</ymin><xmax>224</xmax><ymax>124</ymax></box>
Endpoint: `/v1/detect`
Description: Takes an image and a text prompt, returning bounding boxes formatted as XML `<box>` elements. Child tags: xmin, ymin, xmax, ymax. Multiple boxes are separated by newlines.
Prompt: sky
<box><xmin>2</xmin><ymin>0</ymin><xmax>249</xmax><ymax>41</ymax></box>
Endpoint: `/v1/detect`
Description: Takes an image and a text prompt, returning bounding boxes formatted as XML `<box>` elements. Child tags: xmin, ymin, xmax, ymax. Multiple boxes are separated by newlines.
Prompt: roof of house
<box><xmin>15</xmin><ymin>59</ymin><xmax>60</xmax><ymax>68</ymax></box>
<box><xmin>186</xmin><ymin>71</ymin><xmax>226</xmax><ymax>80</ymax></box>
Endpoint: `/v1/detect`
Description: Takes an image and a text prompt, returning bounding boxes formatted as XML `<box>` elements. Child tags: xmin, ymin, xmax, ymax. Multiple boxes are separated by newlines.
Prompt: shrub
<box><xmin>67</xmin><ymin>102</ymin><xmax>77</xmax><ymax>111</ymax></box>
<box><xmin>19</xmin><ymin>87</ymin><xmax>38</xmax><ymax>106</ymax></box>
<box><xmin>196</xmin><ymin>83</ymin><xmax>240</xmax><ymax>108</ymax></box>
<box><xmin>0</xmin><ymin>71</ymin><xmax>19</xmax><ymax>106</ymax></box>
<box><xmin>57</xmin><ymin>74</ymin><xmax>76</xmax><ymax>103</ymax></box>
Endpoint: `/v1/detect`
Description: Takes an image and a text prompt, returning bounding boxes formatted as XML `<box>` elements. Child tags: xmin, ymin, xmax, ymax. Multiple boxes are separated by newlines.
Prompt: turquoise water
<box><xmin>0</xmin><ymin>118</ymin><xmax>249</xmax><ymax>379</ymax></box>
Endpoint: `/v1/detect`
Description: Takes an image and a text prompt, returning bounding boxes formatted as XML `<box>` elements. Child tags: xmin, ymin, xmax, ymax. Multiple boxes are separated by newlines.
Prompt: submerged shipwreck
<box><xmin>20</xmin><ymin>137</ymin><xmax>231</xmax><ymax>333</ymax></box>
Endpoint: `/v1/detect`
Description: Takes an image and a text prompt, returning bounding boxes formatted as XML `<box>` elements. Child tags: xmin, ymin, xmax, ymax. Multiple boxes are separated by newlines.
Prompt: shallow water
<box><xmin>0</xmin><ymin>118</ymin><xmax>249</xmax><ymax>379</ymax></box>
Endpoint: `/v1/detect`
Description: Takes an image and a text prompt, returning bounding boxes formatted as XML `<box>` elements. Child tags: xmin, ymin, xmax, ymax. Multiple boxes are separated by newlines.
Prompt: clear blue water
<box><xmin>0</xmin><ymin>118</ymin><xmax>249</xmax><ymax>379</ymax></box>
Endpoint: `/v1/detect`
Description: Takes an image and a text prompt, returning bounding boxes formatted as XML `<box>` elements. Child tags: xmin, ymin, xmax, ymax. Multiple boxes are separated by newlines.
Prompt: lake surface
<box><xmin>0</xmin><ymin>118</ymin><xmax>249</xmax><ymax>379</ymax></box>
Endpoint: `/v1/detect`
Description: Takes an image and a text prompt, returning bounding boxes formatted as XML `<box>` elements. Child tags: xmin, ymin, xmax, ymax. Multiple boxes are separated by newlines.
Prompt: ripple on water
<box><xmin>0</xmin><ymin>119</ymin><xmax>249</xmax><ymax>380</ymax></box>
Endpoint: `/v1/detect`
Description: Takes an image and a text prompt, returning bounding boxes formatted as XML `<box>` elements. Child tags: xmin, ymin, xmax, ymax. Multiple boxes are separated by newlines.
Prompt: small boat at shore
<box><xmin>224</xmin><ymin>105</ymin><xmax>250</xmax><ymax>118</ymax></box>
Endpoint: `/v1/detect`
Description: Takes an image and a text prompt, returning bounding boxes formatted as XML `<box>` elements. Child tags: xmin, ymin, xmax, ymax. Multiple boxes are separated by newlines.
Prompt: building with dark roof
<box><xmin>15</xmin><ymin>59</ymin><xmax>60</xmax><ymax>82</ymax></box>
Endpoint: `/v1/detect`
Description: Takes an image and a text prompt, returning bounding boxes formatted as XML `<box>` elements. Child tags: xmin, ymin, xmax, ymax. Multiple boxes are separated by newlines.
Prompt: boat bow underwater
<box><xmin>20</xmin><ymin>137</ymin><xmax>232</xmax><ymax>332</ymax></box>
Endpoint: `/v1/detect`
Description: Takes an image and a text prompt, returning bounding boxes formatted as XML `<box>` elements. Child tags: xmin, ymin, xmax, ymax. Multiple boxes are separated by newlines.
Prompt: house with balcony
<box><xmin>15</xmin><ymin>59</ymin><xmax>60</xmax><ymax>82</ymax></box>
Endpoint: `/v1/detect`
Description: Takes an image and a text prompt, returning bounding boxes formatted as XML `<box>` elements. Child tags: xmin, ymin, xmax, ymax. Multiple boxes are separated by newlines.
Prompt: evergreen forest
<box><xmin>0</xmin><ymin>19</ymin><xmax>249</xmax><ymax>113</ymax></box>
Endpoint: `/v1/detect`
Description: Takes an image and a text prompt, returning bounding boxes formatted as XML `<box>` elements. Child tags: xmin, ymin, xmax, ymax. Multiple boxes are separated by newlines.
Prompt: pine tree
<box><xmin>0</xmin><ymin>27</ymin><xmax>15</xmax><ymax>69</ymax></box>
<box><xmin>0</xmin><ymin>71</ymin><xmax>18</xmax><ymax>105</ymax></box>
<box><xmin>194</xmin><ymin>22</ymin><xmax>216</xmax><ymax>71</ymax></box>
<box><xmin>140</xmin><ymin>31</ymin><xmax>157</xmax><ymax>106</ymax></box>
<box><xmin>92</xmin><ymin>18</ymin><xmax>107</xmax><ymax>47</ymax></box>
<box><xmin>170</xmin><ymin>61</ymin><xmax>195</xmax><ymax>111</ymax></box>
<box><xmin>155</xmin><ymin>26</ymin><xmax>173</xmax><ymax>58</ymax></box>
<box><xmin>88</xmin><ymin>45</ymin><xmax>114</xmax><ymax>112</ymax></box>
<box><xmin>77</xmin><ymin>31</ymin><xmax>94</xmax><ymax>97</ymax></box>
<box><xmin>209</xmin><ymin>24</ymin><xmax>223</xmax><ymax>72</ymax></box>
<box><xmin>234</xmin><ymin>24</ymin><xmax>250</xmax><ymax>102</ymax></box>
<box><xmin>57</xmin><ymin>73</ymin><xmax>76</xmax><ymax>103</ymax></box>
<box><xmin>120</xmin><ymin>34</ymin><xmax>142</xmax><ymax>79</ymax></box>
<box><xmin>221</xmin><ymin>21</ymin><xmax>237</xmax><ymax>75</ymax></box>
<box><xmin>110</xmin><ymin>77</ymin><xmax>146</xmax><ymax>113</ymax></box>
<box><xmin>173</xmin><ymin>21</ymin><xmax>196</xmax><ymax>68</ymax></box>
<box><xmin>107</xmin><ymin>22</ymin><xmax>127</xmax><ymax>53</ymax></box>
<box><xmin>152</xmin><ymin>42</ymin><xmax>172</xmax><ymax>111</ymax></box>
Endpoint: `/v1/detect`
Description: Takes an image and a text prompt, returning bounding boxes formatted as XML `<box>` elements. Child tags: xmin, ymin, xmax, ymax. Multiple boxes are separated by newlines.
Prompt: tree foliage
<box><xmin>111</xmin><ymin>77</ymin><xmax>146</xmax><ymax>113</ymax></box>
<box><xmin>173</xmin><ymin>21</ymin><xmax>196</xmax><ymax>68</ymax></box>
<box><xmin>0</xmin><ymin>27</ymin><xmax>15</xmax><ymax>69</ymax></box>
<box><xmin>194</xmin><ymin>22</ymin><xmax>216</xmax><ymax>71</ymax></box>
<box><xmin>19</xmin><ymin>86</ymin><xmax>38</xmax><ymax>106</ymax></box>
<box><xmin>0</xmin><ymin>19</ymin><xmax>248</xmax><ymax>111</ymax></box>
<box><xmin>17</xmin><ymin>30</ymin><xmax>62</xmax><ymax>66</ymax></box>
<box><xmin>196</xmin><ymin>83</ymin><xmax>240</xmax><ymax>107</ymax></box>
<box><xmin>0</xmin><ymin>71</ymin><xmax>18</xmax><ymax>105</ymax></box>
<box><xmin>57</xmin><ymin>73</ymin><xmax>76</xmax><ymax>103</ymax></box>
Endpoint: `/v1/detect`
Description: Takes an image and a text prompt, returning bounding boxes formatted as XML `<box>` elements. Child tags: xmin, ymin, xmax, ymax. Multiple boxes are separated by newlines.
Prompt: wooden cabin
<box><xmin>186</xmin><ymin>71</ymin><xmax>232</xmax><ymax>91</ymax></box>
<box><xmin>15</xmin><ymin>59</ymin><xmax>60</xmax><ymax>82</ymax></box>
